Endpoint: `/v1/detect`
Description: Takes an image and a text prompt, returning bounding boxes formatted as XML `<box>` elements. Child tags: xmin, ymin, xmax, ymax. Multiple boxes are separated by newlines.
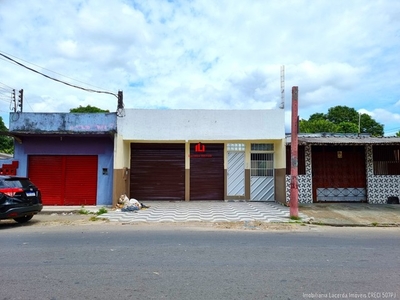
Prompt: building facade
<box><xmin>113</xmin><ymin>109</ymin><xmax>287</xmax><ymax>205</ymax></box>
<box><xmin>7</xmin><ymin>112</ymin><xmax>116</xmax><ymax>206</ymax></box>
<box><xmin>285</xmin><ymin>135</ymin><xmax>400</xmax><ymax>204</ymax></box>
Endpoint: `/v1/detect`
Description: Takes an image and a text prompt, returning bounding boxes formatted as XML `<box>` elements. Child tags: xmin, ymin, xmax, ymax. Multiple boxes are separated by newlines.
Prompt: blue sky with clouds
<box><xmin>0</xmin><ymin>0</ymin><xmax>399</xmax><ymax>135</ymax></box>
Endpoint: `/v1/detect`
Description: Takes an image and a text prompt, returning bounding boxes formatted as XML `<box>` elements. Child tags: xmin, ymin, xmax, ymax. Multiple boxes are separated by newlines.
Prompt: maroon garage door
<box><xmin>190</xmin><ymin>143</ymin><xmax>224</xmax><ymax>200</ymax></box>
<box><xmin>28</xmin><ymin>155</ymin><xmax>98</xmax><ymax>205</ymax></box>
<box><xmin>130</xmin><ymin>143</ymin><xmax>185</xmax><ymax>200</ymax></box>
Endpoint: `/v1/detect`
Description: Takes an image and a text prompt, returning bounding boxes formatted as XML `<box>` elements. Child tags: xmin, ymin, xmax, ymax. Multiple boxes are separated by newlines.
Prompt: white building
<box><xmin>112</xmin><ymin>109</ymin><xmax>286</xmax><ymax>205</ymax></box>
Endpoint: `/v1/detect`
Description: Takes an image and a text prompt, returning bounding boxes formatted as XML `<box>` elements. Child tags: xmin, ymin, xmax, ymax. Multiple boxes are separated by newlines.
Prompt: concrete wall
<box><xmin>118</xmin><ymin>109</ymin><xmax>285</xmax><ymax>141</ymax></box>
<box><xmin>10</xmin><ymin>112</ymin><xmax>116</xmax><ymax>133</ymax></box>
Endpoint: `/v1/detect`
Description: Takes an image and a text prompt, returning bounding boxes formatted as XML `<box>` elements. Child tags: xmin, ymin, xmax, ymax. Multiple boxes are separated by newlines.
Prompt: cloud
<box><xmin>0</xmin><ymin>0</ymin><xmax>399</xmax><ymax>135</ymax></box>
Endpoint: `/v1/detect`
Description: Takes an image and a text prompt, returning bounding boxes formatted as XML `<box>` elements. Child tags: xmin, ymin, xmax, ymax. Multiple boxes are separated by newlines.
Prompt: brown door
<box><xmin>312</xmin><ymin>146</ymin><xmax>366</xmax><ymax>202</ymax></box>
<box><xmin>28</xmin><ymin>155</ymin><xmax>98</xmax><ymax>205</ymax></box>
<box><xmin>130</xmin><ymin>143</ymin><xmax>185</xmax><ymax>200</ymax></box>
<box><xmin>190</xmin><ymin>143</ymin><xmax>224</xmax><ymax>200</ymax></box>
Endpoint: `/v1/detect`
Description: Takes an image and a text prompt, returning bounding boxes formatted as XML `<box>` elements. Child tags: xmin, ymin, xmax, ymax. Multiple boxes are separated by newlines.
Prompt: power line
<box><xmin>0</xmin><ymin>51</ymin><xmax>117</xmax><ymax>98</ymax></box>
<box><xmin>0</xmin><ymin>51</ymin><xmax>109</xmax><ymax>91</ymax></box>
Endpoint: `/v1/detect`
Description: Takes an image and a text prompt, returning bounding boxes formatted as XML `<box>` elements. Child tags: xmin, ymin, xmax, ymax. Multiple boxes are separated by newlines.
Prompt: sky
<box><xmin>0</xmin><ymin>0</ymin><xmax>399</xmax><ymax>135</ymax></box>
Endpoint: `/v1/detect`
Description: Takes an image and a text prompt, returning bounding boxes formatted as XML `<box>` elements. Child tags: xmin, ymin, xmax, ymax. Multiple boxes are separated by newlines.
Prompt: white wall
<box><xmin>118</xmin><ymin>109</ymin><xmax>285</xmax><ymax>141</ymax></box>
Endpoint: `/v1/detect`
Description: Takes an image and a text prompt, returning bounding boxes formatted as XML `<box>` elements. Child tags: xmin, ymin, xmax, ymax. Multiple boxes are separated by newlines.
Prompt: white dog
<box><xmin>117</xmin><ymin>194</ymin><xmax>142</xmax><ymax>209</ymax></box>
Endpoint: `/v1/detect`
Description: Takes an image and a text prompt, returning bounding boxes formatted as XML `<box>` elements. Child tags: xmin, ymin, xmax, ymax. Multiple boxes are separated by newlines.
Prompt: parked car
<box><xmin>0</xmin><ymin>175</ymin><xmax>42</xmax><ymax>223</ymax></box>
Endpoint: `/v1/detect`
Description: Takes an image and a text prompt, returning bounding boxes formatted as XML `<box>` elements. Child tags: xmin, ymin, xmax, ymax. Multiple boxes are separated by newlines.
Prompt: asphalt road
<box><xmin>0</xmin><ymin>223</ymin><xmax>399</xmax><ymax>300</ymax></box>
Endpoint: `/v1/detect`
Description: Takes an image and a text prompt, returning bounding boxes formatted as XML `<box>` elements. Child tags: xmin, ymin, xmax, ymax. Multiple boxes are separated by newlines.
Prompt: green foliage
<box><xmin>308</xmin><ymin>113</ymin><xmax>326</xmax><ymax>122</ymax></box>
<box><xmin>359</xmin><ymin>114</ymin><xmax>384</xmax><ymax>136</ymax></box>
<box><xmin>396</xmin><ymin>131</ymin><xmax>400</xmax><ymax>137</ymax></box>
<box><xmin>299</xmin><ymin>119</ymin><xmax>339</xmax><ymax>133</ymax></box>
<box><xmin>299</xmin><ymin>106</ymin><xmax>384</xmax><ymax>136</ymax></box>
<box><xmin>70</xmin><ymin>105</ymin><xmax>109</xmax><ymax>113</ymax></box>
<box><xmin>0</xmin><ymin>116</ymin><xmax>14</xmax><ymax>154</ymax></box>
<box><xmin>95</xmin><ymin>207</ymin><xmax>108</xmax><ymax>215</ymax></box>
<box><xmin>326</xmin><ymin>106</ymin><xmax>358</xmax><ymax>124</ymax></box>
<box><xmin>337</xmin><ymin>121</ymin><xmax>358</xmax><ymax>133</ymax></box>
<box><xmin>78</xmin><ymin>207</ymin><xmax>90</xmax><ymax>215</ymax></box>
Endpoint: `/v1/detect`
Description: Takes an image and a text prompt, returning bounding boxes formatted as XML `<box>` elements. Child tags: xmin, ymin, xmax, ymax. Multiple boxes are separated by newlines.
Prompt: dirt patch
<box><xmin>211</xmin><ymin>221</ymin><xmax>304</xmax><ymax>231</ymax></box>
<box><xmin>299</xmin><ymin>204</ymin><xmax>400</xmax><ymax>226</ymax></box>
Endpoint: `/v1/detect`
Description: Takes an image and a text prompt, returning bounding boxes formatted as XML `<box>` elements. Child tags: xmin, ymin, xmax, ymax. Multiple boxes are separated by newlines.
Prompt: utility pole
<box><xmin>290</xmin><ymin>86</ymin><xmax>299</xmax><ymax>217</ymax></box>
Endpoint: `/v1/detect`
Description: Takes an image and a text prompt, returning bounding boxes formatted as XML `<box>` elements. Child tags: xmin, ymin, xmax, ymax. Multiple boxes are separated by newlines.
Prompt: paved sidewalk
<box><xmin>41</xmin><ymin>201</ymin><xmax>305</xmax><ymax>223</ymax></box>
<box><xmin>40</xmin><ymin>201</ymin><xmax>400</xmax><ymax>226</ymax></box>
<box><xmin>99</xmin><ymin>201</ymin><xmax>302</xmax><ymax>223</ymax></box>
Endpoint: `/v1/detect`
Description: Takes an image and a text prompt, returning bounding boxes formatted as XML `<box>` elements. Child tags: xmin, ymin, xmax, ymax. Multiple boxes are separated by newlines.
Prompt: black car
<box><xmin>0</xmin><ymin>175</ymin><xmax>42</xmax><ymax>223</ymax></box>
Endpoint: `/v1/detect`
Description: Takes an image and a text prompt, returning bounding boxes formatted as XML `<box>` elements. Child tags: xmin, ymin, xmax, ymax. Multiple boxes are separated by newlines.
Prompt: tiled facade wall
<box><xmin>285</xmin><ymin>145</ymin><xmax>313</xmax><ymax>204</ymax></box>
<box><xmin>286</xmin><ymin>144</ymin><xmax>400</xmax><ymax>204</ymax></box>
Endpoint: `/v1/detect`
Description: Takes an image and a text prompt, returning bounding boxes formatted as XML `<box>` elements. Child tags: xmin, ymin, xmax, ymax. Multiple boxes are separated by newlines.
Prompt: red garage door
<box><xmin>28</xmin><ymin>155</ymin><xmax>98</xmax><ymax>205</ymax></box>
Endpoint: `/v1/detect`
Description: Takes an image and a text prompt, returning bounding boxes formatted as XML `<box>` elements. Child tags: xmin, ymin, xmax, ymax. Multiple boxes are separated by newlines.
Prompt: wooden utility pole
<box><xmin>290</xmin><ymin>86</ymin><xmax>299</xmax><ymax>217</ymax></box>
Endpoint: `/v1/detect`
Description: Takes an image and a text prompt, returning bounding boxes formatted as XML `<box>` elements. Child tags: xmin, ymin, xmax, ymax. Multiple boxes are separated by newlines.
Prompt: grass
<box><xmin>95</xmin><ymin>207</ymin><xmax>108</xmax><ymax>215</ymax></box>
<box><xmin>78</xmin><ymin>207</ymin><xmax>91</xmax><ymax>215</ymax></box>
<box><xmin>78</xmin><ymin>206</ymin><xmax>108</xmax><ymax>216</ymax></box>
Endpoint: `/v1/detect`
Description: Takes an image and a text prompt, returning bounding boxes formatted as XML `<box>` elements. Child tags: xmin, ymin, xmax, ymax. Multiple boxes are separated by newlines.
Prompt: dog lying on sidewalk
<box><xmin>116</xmin><ymin>194</ymin><xmax>149</xmax><ymax>211</ymax></box>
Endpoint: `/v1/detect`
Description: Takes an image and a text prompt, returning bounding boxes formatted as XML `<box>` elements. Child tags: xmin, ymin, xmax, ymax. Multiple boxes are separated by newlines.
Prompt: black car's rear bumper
<box><xmin>0</xmin><ymin>204</ymin><xmax>43</xmax><ymax>220</ymax></box>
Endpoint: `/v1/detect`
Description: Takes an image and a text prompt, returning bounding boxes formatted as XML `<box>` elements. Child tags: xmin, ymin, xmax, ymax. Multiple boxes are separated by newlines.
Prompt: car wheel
<box><xmin>13</xmin><ymin>215</ymin><xmax>33</xmax><ymax>223</ymax></box>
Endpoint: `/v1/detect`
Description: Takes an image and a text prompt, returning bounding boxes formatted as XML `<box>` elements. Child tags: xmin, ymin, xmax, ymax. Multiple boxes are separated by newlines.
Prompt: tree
<box><xmin>0</xmin><ymin>117</ymin><xmax>14</xmax><ymax>154</ymax></box>
<box><xmin>70</xmin><ymin>105</ymin><xmax>109</xmax><ymax>113</ymax></box>
<box><xmin>326</xmin><ymin>106</ymin><xmax>358</xmax><ymax>124</ymax></box>
<box><xmin>299</xmin><ymin>105</ymin><xmax>384</xmax><ymax>136</ymax></box>
<box><xmin>299</xmin><ymin>119</ymin><xmax>339</xmax><ymax>133</ymax></box>
<box><xmin>396</xmin><ymin>131</ymin><xmax>400</xmax><ymax>137</ymax></box>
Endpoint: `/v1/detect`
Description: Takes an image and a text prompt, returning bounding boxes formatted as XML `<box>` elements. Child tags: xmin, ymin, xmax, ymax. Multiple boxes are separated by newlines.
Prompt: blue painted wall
<box><xmin>9</xmin><ymin>112</ymin><xmax>117</xmax><ymax>206</ymax></box>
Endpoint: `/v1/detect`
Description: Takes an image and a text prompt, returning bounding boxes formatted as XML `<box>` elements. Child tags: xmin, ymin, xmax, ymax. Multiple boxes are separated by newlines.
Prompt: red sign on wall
<box><xmin>190</xmin><ymin>143</ymin><xmax>212</xmax><ymax>158</ymax></box>
<box><xmin>195</xmin><ymin>143</ymin><xmax>206</xmax><ymax>152</ymax></box>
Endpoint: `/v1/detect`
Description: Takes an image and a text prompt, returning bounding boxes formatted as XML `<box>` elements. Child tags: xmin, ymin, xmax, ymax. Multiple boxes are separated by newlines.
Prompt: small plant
<box><xmin>89</xmin><ymin>216</ymin><xmax>108</xmax><ymax>222</ymax></box>
<box><xmin>96</xmin><ymin>207</ymin><xmax>108</xmax><ymax>215</ymax></box>
<box><xmin>371</xmin><ymin>222</ymin><xmax>378</xmax><ymax>227</ymax></box>
<box><xmin>78</xmin><ymin>206</ymin><xmax>90</xmax><ymax>215</ymax></box>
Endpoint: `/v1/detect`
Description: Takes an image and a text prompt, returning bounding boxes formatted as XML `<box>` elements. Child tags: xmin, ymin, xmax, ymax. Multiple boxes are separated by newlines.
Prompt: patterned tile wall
<box><xmin>286</xmin><ymin>145</ymin><xmax>313</xmax><ymax>204</ymax></box>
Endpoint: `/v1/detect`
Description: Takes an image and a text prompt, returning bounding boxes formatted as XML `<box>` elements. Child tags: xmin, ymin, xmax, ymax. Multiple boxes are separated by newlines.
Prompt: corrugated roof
<box><xmin>286</xmin><ymin>134</ymin><xmax>400</xmax><ymax>145</ymax></box>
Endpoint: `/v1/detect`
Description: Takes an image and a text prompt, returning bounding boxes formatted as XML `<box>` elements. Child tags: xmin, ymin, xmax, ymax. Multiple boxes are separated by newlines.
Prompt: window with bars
<box><xmin>251</xmin><ymin>153</ymin><xmax>274</xmax><ymax>176</ymax></box>
<box><xmin>373</xmin><ymin>145</ymin><xmax>400</xmax><ymax>175</ymax></box>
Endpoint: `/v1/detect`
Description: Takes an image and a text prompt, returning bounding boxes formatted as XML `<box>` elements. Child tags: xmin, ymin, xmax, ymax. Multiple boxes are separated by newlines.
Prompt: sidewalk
<box><xmin>40</xmin><ymin>201</ymin><xmax>400</xmax><ymax>227</ymax></box>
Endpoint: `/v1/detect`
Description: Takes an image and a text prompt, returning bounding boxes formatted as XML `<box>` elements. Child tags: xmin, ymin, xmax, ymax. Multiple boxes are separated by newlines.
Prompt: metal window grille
<box><xmin>251</xmin><ymin>153</ymin><xmax>274</xmax><ymax>176</ymax></box>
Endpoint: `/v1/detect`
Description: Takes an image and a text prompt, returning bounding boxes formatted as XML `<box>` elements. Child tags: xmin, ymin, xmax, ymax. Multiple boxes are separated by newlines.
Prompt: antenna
<box><xmin>280</xmin><ymin>65</ymin><xmax>285</xmax><ymax>109</ymax></box>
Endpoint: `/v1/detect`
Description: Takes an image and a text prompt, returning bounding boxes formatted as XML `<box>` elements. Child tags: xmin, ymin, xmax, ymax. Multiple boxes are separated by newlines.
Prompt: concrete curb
<box><xmin>307</xmin><ymin>222</ymin><xmax>400</xmax><ymax>227</ymax></box>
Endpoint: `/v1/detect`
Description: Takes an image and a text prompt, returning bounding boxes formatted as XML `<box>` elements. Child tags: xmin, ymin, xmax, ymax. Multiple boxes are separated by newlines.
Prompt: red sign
<box><xmin>189</xmin><ymin>143</ymin><xmax>212</xmax><ymax>158</ymax></box>
<box><xmin>195</xmin><ymin>143</ymin><xmax>205</xmax><ymax>152</ymax></box>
